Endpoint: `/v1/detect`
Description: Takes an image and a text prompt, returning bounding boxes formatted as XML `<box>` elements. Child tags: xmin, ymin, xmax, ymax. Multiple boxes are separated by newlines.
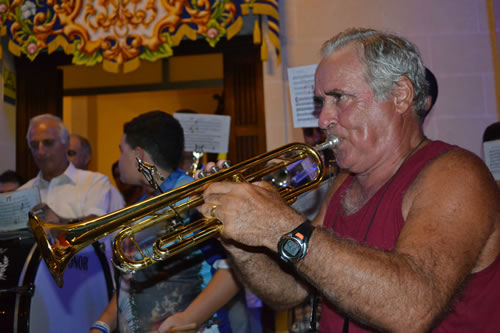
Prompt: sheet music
<box><xmin>288</xmin><ymin>64</ymin><xmax>318</xmax><ymax>128</ymax></box>
<box><xmin>484</xmin><ymin>139</ymin><xmax>500</xmax><ymax>181</ymax></box>
<box><xmin>174</xmin><ymin>113</ymin><xmax>231</xmax><ymax>153</ymax></box>
<box><xmin>0</xmin><ymin>187</ymin><xmax>41</xmax><ymax>231</ymax></box>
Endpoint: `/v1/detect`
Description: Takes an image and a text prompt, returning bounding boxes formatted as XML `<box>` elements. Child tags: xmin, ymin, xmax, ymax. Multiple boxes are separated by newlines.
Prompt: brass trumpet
<box><xmin>29</xmin><ymin>137</ymin><xmax>338</xmax><ymax>287</ymax></box>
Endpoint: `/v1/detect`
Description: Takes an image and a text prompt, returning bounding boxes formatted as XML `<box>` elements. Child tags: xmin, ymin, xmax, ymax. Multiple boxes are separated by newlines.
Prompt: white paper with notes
<box><xmin>0</xmin><ymin>187</ymin><xmax>41</xmax><ymax>232</ymax></box>
<box><xmin>174</xmin><ymin>113</ymin><xmax>231</xmax><ymax>153</ymax></box>
<box><xmin>288</xmin><ymin>64</ymin><xmax>318</xmax><ymax>128</ymax></box>
<box><xmin>484</xmin><ymin>139</ymin><xmax>500</xmax><ymax>181</ymax></box>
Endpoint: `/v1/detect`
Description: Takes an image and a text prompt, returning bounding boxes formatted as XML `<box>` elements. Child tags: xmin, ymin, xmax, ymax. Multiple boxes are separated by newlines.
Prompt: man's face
<box><xmin>314</xmin><ymin>45</ymin><xmax>397</xmax><ymax>173</ymax></box>
<box><xmin>118</xmin><ymin>134</ymin><xmax>141</xmax><ymax>185</ymax></box>
<box><xmin>68</xmin><ymin>135</ymin><xmax>90</xmax><ymax>170</ymax></box>
<box><xmin>28</xmin><ymin>120</ymin><xmax>69</xmax><ymax>180</ymax></box>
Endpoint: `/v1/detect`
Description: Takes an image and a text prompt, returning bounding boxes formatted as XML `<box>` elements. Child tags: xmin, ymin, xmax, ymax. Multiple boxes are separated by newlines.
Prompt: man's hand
<box><xmin>154</xmin><ymin>313</ymin><xmax>196</xmax><ymax>333</ymax></box>
<box><xmin>199</xmin><ymin>180</ymin><xmax>303</xmax><ymax>250</ymax></box>
<box><xmin>194</xmin><ymin>160</ymin><xmax>304</xmax><ymax>250</ymax></box>
<box><xmin>30</xmin><ymin>203</ymin><xmax>63</xmax><ymax>223</ymax></box>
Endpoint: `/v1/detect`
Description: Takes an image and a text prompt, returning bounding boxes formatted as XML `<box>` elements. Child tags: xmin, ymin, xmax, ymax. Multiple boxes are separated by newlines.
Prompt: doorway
<box><xmin>16</xmin><ymin>36</ymin><xmax>266</xmax><ymax>182</ymax></box>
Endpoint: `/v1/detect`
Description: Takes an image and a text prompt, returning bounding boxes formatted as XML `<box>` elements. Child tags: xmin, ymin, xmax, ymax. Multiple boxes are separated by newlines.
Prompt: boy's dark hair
<box><xmin>0</xmin><ymin>170</ymin><xmax>24</xmax><ymax>185</ymax></box>
<box><xmin>483</xmin><ymin>122</ymin><xmax>500</xmax><ymax>143</ymax></box>
<box><xmin>124</xmin><ymin>111</ymin><xmax>184</xmax><ymax>172</ymax></box>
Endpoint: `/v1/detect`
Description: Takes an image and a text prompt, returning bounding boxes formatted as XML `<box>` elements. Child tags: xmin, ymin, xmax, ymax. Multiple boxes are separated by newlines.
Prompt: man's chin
<box><xmin>333</xmin><ymin>152</ymin><xmax>346</xmax><ymax>167</ymax></box>
<box><xmin>37</xmin><ymin>164</ymin><xmax>57</xmax><ymax>176</ymax></box>
<box><xmin>35</xmin><ymin>162</ymin><xmax>49</xmax><ymax>172</ymax></box>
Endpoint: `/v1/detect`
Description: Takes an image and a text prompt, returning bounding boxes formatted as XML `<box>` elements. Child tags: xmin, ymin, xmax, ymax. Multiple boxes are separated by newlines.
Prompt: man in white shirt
<box><xmin>68</xmin><ymin>132</ymin><xmax>125</xmax><ymax>212</ymax></box>
<box><xmin>20</xmin><ymin>114</ymin><xmax>123</xmax><ymax>220</ymax></box>
<box><xmin>19</xmin><ymin>113</ymin><xmax>123</xmax><ymax>333</ymax></box>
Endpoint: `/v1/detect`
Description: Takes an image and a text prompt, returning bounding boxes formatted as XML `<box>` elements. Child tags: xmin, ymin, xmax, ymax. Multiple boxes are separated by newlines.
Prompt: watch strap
<box><xmin>291</xmin><ymin>219</ymin><xmax>315</xmax><ymax>245</ymax></box>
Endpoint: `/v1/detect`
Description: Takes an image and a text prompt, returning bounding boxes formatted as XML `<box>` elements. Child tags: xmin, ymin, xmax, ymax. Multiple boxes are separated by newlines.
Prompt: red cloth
<box><xmin>319</xmin><ymin>140</ymin><xmax>500</xmax><ymax>332</ymax></box>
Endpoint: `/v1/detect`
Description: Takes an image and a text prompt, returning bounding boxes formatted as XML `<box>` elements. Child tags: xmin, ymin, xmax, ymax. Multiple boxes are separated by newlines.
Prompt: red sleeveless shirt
<box><xmin>320</xmin><ymin>140</ymin><xmax>500</xmax><ymax>332</ymax></box>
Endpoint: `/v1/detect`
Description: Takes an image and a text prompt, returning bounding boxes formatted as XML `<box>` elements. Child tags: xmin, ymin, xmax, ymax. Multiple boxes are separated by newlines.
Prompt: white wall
<box><xmin>263</xmin><ymin>0</ymin><xmax>499</xmax><ymax>157</ymax></box>
<box><xmin>0</xmin><ymin>1</ymin><xmax>498</xmax><ymax>168</ymax></box>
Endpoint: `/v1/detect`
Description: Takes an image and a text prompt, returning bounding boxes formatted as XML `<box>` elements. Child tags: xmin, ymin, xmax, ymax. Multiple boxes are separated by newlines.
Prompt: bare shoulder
<box><xmin>401</xmin><ymin>147</ymin><xmax>500</xmax><ymax>272</ymax></box>
<box><xmin>404</xmin><ymin>148</ymin><xmax>498</xmax><ymax>211</ymax></box>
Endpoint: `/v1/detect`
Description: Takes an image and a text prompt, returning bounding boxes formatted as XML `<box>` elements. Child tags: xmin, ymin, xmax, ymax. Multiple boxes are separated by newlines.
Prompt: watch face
<box><xmin>283</xmin><ymin>239</ymin><xmax>301</xmax><ymax>257</ymax></box>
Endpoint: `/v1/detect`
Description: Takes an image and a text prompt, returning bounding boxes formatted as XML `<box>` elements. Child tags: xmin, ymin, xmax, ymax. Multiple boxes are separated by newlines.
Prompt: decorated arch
<box><xmin>0</xmin><ymin>0</ymin><xmax>280</xmax><ymax>72</ymax></box>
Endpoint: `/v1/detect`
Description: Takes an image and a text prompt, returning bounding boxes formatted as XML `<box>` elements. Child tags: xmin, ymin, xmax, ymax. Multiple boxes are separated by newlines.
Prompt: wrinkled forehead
<box><xmin>315</xmin><ymin>46</ymin><xmax>368</xmax><ymax>93</ymax></box>
<box><xmin>69</xmin><ymin>135</ymin><xmax>81</xmax><ymax>149</ymax></box>
<box><xmin>29</xmin><ymin>120</ymin><xmax>61</xmax><ymax>141</ymax></box>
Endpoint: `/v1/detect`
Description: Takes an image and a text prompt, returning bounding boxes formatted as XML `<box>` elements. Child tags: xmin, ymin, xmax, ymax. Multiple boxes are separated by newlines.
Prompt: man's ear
<box><xmin>135</xmin><ymin>146</ymin><xmax>145</xmax><ymax>160</ymax></box>
<box><xmin>135</xmin><ymin>147</ymin><xmax>156</xmax><ymax>165</ymax></box>
<box><xmin>85</xmin><ymin>155</ymin><xmax>91</xmax><ymax>167</ymax></box>
<box><xmin>391</xmin><ymin>75</ymin><xmax>414</xmax><ymax>114</ymax></box>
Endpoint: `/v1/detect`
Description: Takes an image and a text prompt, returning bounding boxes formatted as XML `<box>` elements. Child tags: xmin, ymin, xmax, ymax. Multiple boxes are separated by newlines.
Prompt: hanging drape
<box><xmin>0</xmin><ymin>0</ymin><xmax>280</xmax><ymax>72</ymax></box>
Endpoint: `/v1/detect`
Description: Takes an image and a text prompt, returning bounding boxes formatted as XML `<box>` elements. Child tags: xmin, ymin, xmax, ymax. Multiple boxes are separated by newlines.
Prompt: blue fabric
<box><xmin>136</xmin><ymin>168</ymin><xmax>190</xmax><ymax>201</ymax></box>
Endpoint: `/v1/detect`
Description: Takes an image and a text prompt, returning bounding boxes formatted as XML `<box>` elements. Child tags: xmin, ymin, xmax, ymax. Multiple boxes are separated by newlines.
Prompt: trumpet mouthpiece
<box><xmin>315</xmin><ymin>135</ymin><xmax>339</xmax><ymax>151</ymax></box>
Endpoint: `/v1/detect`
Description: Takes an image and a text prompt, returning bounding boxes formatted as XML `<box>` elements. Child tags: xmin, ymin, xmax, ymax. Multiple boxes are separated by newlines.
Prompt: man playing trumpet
<box><xmin>198</xmin><ymin>28</ymin><xmax>500</xmax><ymax>332</ymax></box>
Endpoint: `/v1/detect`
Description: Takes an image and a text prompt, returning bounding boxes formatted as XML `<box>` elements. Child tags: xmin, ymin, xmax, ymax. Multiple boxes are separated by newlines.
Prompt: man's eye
<box><xmin>68</xmin><ymin>150</ymin><xmax>77</xmax><ymax>157</ymax></box>
<box><xmin>29</xmin><ymin>141</ymin><xmax>39</xmax><ymax>150</ymax></box>
<box><xmin>313</xmin><ymin>97</ymin><xmax>323</xmax><ymax>118</ymax></box>
<box><xmin>42</xmin><ymin>139</ymin><xmax>55</xmax><ymax>148</ymax></box>
<box><xmin>313</xmin><ymin>97</ymin><xmax>324</xmax><ymax>107</ymax></box>
<box><xmin>30</xmin><ymin>140</ymin><xmax>56</xmax><ymax>150</ymax></box>
<box><xmin>332</xmin><ymin>93</ymin><xmax>343</xmax><ymax>104</ymax></box>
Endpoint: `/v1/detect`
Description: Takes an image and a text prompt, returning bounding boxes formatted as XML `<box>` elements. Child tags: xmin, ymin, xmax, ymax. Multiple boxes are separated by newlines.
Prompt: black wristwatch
<box><xmin>278</xmin><ymin>219</ymin><xmax>315</xmax><ymax>264</ymax></box>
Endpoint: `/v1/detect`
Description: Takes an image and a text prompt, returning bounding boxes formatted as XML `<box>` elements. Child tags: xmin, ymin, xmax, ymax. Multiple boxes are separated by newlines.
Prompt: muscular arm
<box><xmin>216</xmin><ymin>174</ymin><xmax>349</xmax><ymax>310</ymax></box>
<box><xmin>292</xmin><ymin>151</ymin><xmax>500</xmax><ymax>331</ymax></box>
<box><xmin>202</xmin><ymin>151</ymin><xmax>499</xmax><ymax>331</ymax></box>
<box><xmin>223</xmin><ymin>243</ymin><xmax>310</xmax><ymax>310</ymax></box>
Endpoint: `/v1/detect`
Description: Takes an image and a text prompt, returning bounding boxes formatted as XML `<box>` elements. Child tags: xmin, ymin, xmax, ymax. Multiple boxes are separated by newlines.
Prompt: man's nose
<box><xmin>318</xmin><ymin>105</ymin><xmax>338</xmax><ymax>129</ymax></box>
<box><xmin>35</xmin><ymin>142</ymin><xmax>50</xmax><ymax>154</ymax></box>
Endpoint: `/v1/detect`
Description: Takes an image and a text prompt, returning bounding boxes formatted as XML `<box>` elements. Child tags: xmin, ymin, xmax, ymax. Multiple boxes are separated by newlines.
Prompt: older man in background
<box><xmin>19</xmin><ymin>113</ymin><xmax>123</xmax><ymax>333</ymax></box>
<box><xmin>68</xmin><ymin>133</ymin><xmax>92</xmax><ymax>170</ymax></box>
<box><xmin>20</xmin><ymin>114</ymin><xmax>122</xmax><ymax>221</ymax></box>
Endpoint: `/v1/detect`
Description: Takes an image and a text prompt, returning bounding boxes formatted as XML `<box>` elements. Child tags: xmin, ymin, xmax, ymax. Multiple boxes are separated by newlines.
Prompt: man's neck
<box><xmin>142</xmin><ymin>168</ymin><xmax>172</xmax><ymax>198</ymax></box>
<box><xmin>345</xmin><ymin>135</ymin><xmax>427</xmax><ymax>214</ymax></box>
<box><xmin>41</xmin><ymin>162</ymin><xmax>69</xmax><ymax>182</ymax></box>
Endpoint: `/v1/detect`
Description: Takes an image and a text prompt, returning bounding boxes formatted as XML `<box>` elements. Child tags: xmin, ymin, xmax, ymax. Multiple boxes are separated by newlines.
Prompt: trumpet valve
<box><xmin>198</xmin><ymin>171</ymin><xmax>209</xmax><ymax>178</ymax></box>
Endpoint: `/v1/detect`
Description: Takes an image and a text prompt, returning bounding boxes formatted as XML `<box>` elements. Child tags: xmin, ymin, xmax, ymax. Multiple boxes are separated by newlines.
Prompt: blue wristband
<box><xmin>90</xmin><ymin>321</ymin><xmax>110</xmax><ymax>333</ymax></box>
